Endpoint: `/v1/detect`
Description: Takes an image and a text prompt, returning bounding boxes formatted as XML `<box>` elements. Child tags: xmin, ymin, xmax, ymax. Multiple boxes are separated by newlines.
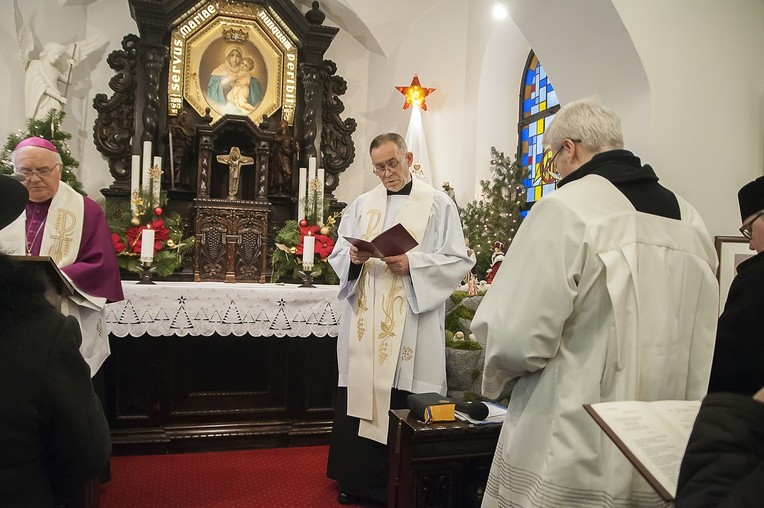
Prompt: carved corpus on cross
<box><xmin>216</xmin><ymin>146</ymin><xmax>254</xmax><ymax>200</ymax></box>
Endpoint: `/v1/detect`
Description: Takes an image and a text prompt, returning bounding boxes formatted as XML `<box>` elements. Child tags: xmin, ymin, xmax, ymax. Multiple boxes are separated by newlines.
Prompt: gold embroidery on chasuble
<box><xmin>377</xmin><ymin>274</ymin><xmax>405</xmax><ymax>365</ymax></box>
<box><xmin>49</xmin><ymin>208</ymin><xmax>78</xmax><ymax>264</ymax></box>
<box><xmin>355</xmin><ymin>269</ymin><xmax>369</xmax><ymax>341</ymax></box>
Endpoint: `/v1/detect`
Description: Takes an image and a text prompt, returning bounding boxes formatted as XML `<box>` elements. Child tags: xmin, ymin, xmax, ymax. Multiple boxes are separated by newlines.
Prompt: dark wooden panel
<box><xmin>387</xmin><ymin>410</ymin><xmax>500</xmax><ymax>508</ymax></box>
<box><xmin>105</xmin><ymin>334</ymin><xmax>338</xmax><ymax>453</ymax></box>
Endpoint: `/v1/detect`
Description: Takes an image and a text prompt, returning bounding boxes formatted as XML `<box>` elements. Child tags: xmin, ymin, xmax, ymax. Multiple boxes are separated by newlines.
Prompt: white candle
<box><xmin>152</xmin><ymin>156</ymin><xmax>162</xmax><ymax>208</ymax></box>
<box><xmin>302</xmin><ymin>234</ymin><xmax>315</xmax><ymax>268</ymax></box>
<box><xmin>316</xmin><ymin>167</ymin><xmax>325</xmax><ymax>225</ymax></box>
<box><xmin>130</xmin><ymin>155</ymin><xmax>140</xmax><ymax>215</ymax></box>
<box><xmin>297</xmin><ymin>167</ymin><xmax>307</xmax><ymax>221</ymax></box>
<box><xmin>308</xmin><ymin>156</ymin><xmax>317</xmax><ymax>173</ymax></box>
<box><xmin>142</xmin><ymin>140</ymin><xmax>152</xmax><ymax>194</ymax></box>
<box><xmin>307</xmin><ymin>165</ymin><xmax>317</xmax><ymax>222</ymax></box>
<box><xmin>168</xmin><ymin>130</ymin><xmax>175</xmax><ymax>189</ymax></box>
<box><xmin>140</xmin><ymin>228</ymin><xmax>155</xmax><ymax>263</ymax></box>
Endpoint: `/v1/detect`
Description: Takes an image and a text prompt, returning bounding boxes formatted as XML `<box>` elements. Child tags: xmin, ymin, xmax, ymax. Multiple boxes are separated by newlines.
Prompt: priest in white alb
<box><xmin>326</xmin><ymin>132</ymin><xmax>474</xmax><ymax>505</ymax></box>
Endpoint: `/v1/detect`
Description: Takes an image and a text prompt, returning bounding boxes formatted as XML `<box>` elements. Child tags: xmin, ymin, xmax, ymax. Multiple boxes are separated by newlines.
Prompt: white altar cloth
<box><xmin>105</xmin><ymin>281</ymin><xmax>341</xmax><ymax>338</ymax></box>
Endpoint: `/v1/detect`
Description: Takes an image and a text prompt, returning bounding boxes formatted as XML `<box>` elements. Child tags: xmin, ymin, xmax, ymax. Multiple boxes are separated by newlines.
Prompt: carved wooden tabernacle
<box><xmin>193</xmin><ymin>116</ymin><xmax>272</xmax><ymax>282</ymax></box>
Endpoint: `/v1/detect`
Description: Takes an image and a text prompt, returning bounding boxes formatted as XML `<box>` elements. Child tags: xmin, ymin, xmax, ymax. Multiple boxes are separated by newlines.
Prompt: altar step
<box><xmin>110</xmin><ymin>420</ymin><xmax>333</xmax><ymax>455</ymax></box>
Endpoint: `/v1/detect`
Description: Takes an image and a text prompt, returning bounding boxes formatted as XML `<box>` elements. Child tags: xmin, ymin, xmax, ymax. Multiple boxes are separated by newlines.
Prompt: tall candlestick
<box><xmin>316</xmin><ymin>167</ymin><xmax>325</xmax><ymax>225</ymax></box>
<box><xmin>140</xmin><ymin>228</ymin><xmax>155</xmax><ymax>263</ymax></box>
<box><xmin>308</xmin><ymin>157</ymin><xmax>317</xmax><ymax>222</ymax></box>
<box><xmin>307</xmin><ymin>165</ymin><xmax>317</xmax><ymax>223</ymax></box>
<box><xmin>142</xmin><ymin>140</ymin><xmax>152</xmax><ymax>194</ymax></box>
<box><xmin>152</xmin><ymin>156</ymin><xmax>162</xmax><ymax>208</ymax></box>
<box><xmin>130</xmin><ymin>155</ymin><xmax>140</xmax><ymax>215</ymax></box>
<box><xmin>168</xmin><ymin>130</ymin><xmax>175</xmax><ymax>189</ymax></box>
<box><xmin>297</xmin><ymin>167</ymin><xmax>307</xmax><ymax>221</ymax></box>
<box><xmin>302</xmin><ymin>234</ymin><xmax>315</xmax><ymax>268</ymax></box>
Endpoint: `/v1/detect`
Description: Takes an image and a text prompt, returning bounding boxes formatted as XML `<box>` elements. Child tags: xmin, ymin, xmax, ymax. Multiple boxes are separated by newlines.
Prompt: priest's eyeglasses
<box><xmin>17</xmin><ymin>164</ymin><xmax>60</xmax><ymax>178</ymax></box>
<box><xmin>542</xmin><ymin>139</ymin><xmax>581</xmax><ymax>181</ymax></box>
<box><xmin>739</xmin><ymin>210</ymin><xmax>764</xmax><ymax>239</ymax></box>
<box><xmin>372</xmin><ymin>157</ymin><xmax>402</xmax><ymax>175</ymax></box>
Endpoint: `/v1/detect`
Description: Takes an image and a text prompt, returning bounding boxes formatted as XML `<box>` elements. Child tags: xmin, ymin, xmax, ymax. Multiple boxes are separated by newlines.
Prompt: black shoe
<box><xmin>337</xmin><ymin>491</ymin><xmax>362</xmax><ymax>505</ymax></box>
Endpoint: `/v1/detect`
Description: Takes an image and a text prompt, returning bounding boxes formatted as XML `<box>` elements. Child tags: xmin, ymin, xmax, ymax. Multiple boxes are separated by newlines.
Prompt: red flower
<box><xmin>111</xmin><ymin>233</ymin><xmax>126</xmax><ymax>253</ymax></box>
<box><xmin>314</xmin><ymin>234</ymin><xmax>335</xmax><ymax>259</ymax></box>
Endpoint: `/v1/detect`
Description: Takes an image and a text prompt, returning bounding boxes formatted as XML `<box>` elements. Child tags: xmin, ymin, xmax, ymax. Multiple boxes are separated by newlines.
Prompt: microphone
<box><xmin>453</xmin><ymin>399</ymin><xmax>489</xmax><ymax>421</ymax></box>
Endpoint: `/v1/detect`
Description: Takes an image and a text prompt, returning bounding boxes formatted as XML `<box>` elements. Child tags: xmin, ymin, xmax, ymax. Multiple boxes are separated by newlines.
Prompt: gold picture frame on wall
<box><xmin>714</xmin><ymin>235</ymin><xmax>754</xmax><ymax>315</ymax></box>
<box><xmin>168</xmin><ymin>1</ymin><xmax>298</xmax><ymax>124</ymax></box>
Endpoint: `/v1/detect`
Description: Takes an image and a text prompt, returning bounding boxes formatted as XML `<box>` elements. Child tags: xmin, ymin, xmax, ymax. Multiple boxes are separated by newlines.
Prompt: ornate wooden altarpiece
<box><xmin>93</xmin><ymin>0</ymin><xmax>356</xmax><ymax>282</ymax></box>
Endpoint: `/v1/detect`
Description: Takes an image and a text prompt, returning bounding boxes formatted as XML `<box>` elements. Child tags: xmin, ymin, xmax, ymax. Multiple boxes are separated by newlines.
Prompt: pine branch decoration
<box><xmin>460</xmin><ymin>147</ymin><xmax>526</xmax><ymax>278</ymax></box>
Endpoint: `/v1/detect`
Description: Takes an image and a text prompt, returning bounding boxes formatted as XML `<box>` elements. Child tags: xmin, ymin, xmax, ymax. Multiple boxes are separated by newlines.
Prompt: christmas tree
<box><xmin>460</xmin><ymin>147</ymin><xmax>527</xmax><ymax>278</ymax></box>
<box><xmin>0</xmin><ymin>109</ymin><xmax>85</xmax><ymax>194</ymax></box>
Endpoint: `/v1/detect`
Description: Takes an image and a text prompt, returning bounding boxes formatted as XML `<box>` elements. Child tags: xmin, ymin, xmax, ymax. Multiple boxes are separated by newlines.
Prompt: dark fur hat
<box><xmin>738</xmin><ymin>176</ymin><xmax>764</xmax><ymax>222</ymax></box>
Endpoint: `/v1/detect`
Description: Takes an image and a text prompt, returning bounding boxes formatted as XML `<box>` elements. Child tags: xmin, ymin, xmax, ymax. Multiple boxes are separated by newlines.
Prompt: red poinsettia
<box><xmin>111</xmin><ymin>233</ymin><xmax>126</xmax><ymax>253</ymax></box>
<box><xmin>314</xmin><ymin>234</ymin><xmax>335</xmax><ymax>259</ymax></box>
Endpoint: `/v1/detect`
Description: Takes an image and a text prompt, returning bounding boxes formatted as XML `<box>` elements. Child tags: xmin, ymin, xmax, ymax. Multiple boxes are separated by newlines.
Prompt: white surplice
<box><xmin>329</xmin><ymin>178</ymin><xmax>474</xmax><ymax>443</ymax></box>
<box><xmin>472</xmin><ymin>175</ymin><xmax>719</xmax><ymax>508</ymax></box>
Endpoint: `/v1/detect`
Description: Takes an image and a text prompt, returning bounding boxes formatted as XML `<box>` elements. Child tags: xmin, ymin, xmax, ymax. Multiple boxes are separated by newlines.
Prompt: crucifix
<box><xmin>216</xmin><ymin>146</ymin><xmax>254</xmax><ymax>200</ymax></box>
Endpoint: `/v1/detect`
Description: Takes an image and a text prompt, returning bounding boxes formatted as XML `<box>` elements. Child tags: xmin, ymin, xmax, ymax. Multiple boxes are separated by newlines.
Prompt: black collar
<box><xmin>387</xmin><ymin>180</ymin><xmax>413</xmax><ymax>195</ymax></box>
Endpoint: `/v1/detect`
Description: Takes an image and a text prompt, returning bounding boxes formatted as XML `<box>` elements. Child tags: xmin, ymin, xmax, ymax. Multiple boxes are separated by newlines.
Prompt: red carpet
<box><xmin>99</xmin><ymin>445</ymin><xmax>365</xmax><ymax>507</ymax></box>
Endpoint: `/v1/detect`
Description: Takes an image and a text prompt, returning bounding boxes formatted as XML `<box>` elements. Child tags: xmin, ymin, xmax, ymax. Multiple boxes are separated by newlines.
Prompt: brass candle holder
<box><xmin>299</xmin><ymin>262</ymin><xmax>315</xmax><ymax>288</ymax></box>
<box><xmin>137</xmin><ymin>260</ymin><xmax>156</xmax><ymax>285</ymax></box>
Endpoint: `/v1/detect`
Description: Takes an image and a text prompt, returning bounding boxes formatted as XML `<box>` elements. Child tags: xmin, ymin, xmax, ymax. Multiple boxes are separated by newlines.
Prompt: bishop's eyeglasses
<box><xmin>17</xmin><ymin>164</ymin><xmax>60</xmax><ymax>178</ymax></box>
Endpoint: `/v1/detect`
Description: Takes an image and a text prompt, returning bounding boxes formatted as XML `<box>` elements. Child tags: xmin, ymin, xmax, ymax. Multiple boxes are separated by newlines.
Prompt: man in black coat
<box><xmin>0</xmin><ymin>174</ymin><xmax>111</xmax><ymax>507</ymax></box>
<box><xmin>707</xmin><ymin>176</ymin><xmax>764</xmax><ymax>395</ymax></box>
<box><xmin>676</xmin><ymin>388</ymin><xmax>764</xmax><ymax>507</ymax></box>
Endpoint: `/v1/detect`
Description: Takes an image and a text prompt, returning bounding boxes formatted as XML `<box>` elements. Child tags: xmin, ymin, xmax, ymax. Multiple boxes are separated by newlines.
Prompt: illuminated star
<box><xmin>395</xmin><ymin>74</ymin><xmax>436</xmax><ymax>111</ymax></box>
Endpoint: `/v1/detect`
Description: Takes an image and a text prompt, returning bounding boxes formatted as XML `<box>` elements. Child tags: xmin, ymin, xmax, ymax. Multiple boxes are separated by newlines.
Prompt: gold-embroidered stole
<box><xmin>347</xmin><ymin>179</ymin><xmax>435</xmax><ymax>443</ymax></box>
<box><xmin>0</xmin><ymin>181</ymin><xmax>83</xmax><ymax>266</ymax></box>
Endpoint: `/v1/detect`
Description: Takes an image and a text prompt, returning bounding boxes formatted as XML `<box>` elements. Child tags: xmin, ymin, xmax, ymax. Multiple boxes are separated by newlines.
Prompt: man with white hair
<box><xmin>472</xmin><ymin>98</ymin><xmax>719</xmax><ymax>507</ymax></box>
<box><xmin>0</xmin><ymin>136</ymin><xmax>123</xmax><ymax>376</ymax></box>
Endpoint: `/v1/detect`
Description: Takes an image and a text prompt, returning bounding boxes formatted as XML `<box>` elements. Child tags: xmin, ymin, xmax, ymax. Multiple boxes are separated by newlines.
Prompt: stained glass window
<box><xmin>518</xmin><ymin>51</ymin><xmax>560</xmax><ymax>209</ymax></box>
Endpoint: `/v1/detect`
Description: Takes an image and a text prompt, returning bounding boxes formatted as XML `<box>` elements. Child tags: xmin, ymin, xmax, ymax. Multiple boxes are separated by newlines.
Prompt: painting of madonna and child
<box><xmin>201</xmin><ymin>40</ymin><xmax>267</xmax><ymax>118</ymax></box>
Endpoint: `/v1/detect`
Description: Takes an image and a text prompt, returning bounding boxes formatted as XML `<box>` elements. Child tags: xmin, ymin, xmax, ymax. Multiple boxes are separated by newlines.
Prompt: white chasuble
<box><xmin>347</xmin><ymin>181</ymin><xmax>435</xmax><ymax>443</ymax></box>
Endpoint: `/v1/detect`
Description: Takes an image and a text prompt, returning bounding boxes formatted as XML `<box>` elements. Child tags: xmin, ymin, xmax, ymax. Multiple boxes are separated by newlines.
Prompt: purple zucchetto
<box><xmin>738</xmin><ymin>176</ymin><xmax>764</xmax><ymax>222</ymax></box>
<box><xmin>14</xmin><ymin>136</ymin><xmax>58</xmax><ymax>153</ymax></box>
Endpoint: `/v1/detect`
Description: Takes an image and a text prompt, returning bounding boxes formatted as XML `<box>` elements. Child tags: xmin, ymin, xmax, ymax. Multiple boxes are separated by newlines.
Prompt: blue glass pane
<box><xmin>520</xmin><ymin>56</ymin><xmax>559</xmax><ymax>204</ymax></box>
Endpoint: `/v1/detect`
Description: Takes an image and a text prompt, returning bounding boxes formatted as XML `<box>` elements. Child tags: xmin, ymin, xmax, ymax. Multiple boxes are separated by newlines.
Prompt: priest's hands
<box><xmin>383</xmin><ymin>254</ymin><xmax>409</xmax><ymax>275</ymax></box>
<box><xmin>349</xmin><ymin>245</ymin><xmax>372</xmax><ymax>265</ymax></box>
<box><xmin>349</xmin><ymin>245</ymin><xmax>410</xmax><ymax>275</ymax></box>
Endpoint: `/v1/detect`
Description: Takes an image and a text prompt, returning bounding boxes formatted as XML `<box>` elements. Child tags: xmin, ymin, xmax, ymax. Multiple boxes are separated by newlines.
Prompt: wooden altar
<box><xmin>104</xmin><ymin>281</ymin><xmax>341</xmax><ymax>454</ymax></box>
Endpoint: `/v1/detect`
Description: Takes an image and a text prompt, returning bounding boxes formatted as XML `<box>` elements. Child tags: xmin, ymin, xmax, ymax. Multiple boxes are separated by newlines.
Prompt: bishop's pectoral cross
<box><xmin>217</xmin><ymin>146</ymin><xmax>254</xmax><ymax>200</ymax></box>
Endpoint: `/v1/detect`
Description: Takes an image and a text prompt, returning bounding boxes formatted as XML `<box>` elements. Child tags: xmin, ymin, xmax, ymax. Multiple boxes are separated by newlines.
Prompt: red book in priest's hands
<box><xmin>343</xmin><ymin>223</ymin><xmax>418</xmax><ymax>258</ymax></box>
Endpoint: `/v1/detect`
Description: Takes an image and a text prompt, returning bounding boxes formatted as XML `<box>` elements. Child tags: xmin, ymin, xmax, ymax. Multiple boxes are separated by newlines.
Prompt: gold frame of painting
<box><xmin>167</xmin><ymin>1</ymin><xmax>298</xmax><ymax>124</ymax></box>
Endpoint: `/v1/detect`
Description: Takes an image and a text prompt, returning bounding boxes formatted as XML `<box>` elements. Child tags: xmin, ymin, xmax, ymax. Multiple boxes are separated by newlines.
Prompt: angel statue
<box><xmin>14</xmin><ymin>0</ymin><xmax>100</xmax><ymax>120</ymax></box>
